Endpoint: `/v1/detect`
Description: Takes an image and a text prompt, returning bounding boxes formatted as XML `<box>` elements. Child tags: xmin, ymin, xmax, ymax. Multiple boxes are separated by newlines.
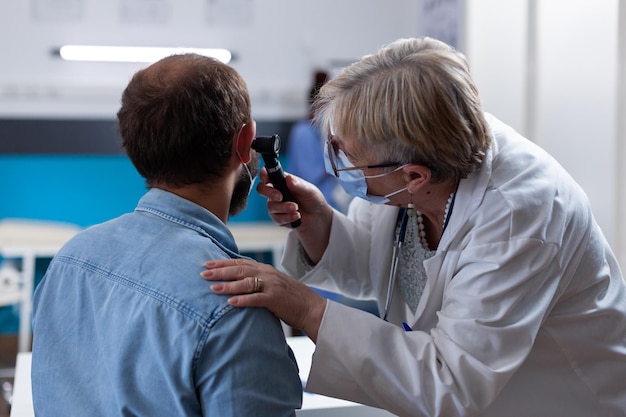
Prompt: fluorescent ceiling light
<box><xmin>57</xmin><ymin>45</ymin><xmax>232</xmax><ymax>64</ymax></box>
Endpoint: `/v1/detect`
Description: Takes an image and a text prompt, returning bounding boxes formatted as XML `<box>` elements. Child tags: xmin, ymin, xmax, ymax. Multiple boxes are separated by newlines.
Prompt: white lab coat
<box><xmin>282</xmin><ymin>114</ymin><xmax>626</xmax><ymax>417</ymax></box>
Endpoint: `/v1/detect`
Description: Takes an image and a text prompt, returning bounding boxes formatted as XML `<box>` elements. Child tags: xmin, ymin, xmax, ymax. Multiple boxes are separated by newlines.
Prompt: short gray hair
<box><xmin>313</xmin><ymin>37</ymin><xmax>491</xmax><ymax>182</ymax></box>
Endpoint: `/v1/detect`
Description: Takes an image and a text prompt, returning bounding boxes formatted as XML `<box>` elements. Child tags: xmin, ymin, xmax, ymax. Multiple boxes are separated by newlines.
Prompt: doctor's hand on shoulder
<box><xmin>202</xmin><ymin>257</ymin><xmax>327</xmax><ymax>342</ymax></box>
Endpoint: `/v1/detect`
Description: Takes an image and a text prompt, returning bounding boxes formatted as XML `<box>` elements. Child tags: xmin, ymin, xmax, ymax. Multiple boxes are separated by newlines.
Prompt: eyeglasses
<box><xmin>326</xmin><ymin>135</ymin><xmax>401</xmax><ymax>178</ymax></box>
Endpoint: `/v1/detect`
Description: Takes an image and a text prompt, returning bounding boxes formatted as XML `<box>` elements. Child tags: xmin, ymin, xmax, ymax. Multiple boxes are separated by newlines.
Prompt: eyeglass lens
<box><xmin>327</xmin><ymin>138</ymin><xmax>350</xmax><ymax>177</ymax></box>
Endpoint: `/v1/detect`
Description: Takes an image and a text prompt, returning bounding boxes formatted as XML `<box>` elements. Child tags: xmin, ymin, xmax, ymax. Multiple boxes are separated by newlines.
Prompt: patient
<box><xmin>31</xmin><ymin>54</ymin><xmax>302</xmax><ymax>416</ymax></box>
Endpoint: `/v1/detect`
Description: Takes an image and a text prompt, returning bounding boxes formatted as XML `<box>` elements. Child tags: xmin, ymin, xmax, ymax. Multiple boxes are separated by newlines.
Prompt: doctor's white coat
<box><xmin>282</xmin><ymin>114</ymin><xmax>626</xmax><ymax>417</ymax></box>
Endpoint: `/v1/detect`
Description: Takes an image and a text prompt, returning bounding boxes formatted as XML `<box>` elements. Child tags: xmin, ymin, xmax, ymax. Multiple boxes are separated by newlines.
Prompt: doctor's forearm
<box><xmin>295</xmin><ymin>206</ymin><xmax>333</xmax><ymax>264</ymax></box>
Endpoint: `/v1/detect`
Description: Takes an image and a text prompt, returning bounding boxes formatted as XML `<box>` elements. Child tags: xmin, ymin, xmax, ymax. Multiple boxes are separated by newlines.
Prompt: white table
<box><xmin>289</xmin><ymin>336</ymin><xmax>395</xmax><ymax>416</ymax></box>
<box><xmin>11</xmin><ymin>337</ymin><xmax>393</xmax><ymax>417</ymax></box>
<box><xmin>10</xmin><ymin>352</ymin><xmax>32</xmax><ymax>417</ymax></box>
<box><xmin>0</xmin><ymin>220</ymin><xmax>290</xmax><ymax>352</ymax></box>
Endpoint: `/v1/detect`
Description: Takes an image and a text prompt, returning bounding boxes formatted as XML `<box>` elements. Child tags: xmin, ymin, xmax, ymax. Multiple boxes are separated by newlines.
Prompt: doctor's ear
<box><xmin>235</xmin><ymin>121</ymin><xmax>257</xmax><ymax>163</ymax></box>
<box><xmin>403</xmin><ymin>164</ymin><xmax>432</xmax><ymax>194</ymax></box>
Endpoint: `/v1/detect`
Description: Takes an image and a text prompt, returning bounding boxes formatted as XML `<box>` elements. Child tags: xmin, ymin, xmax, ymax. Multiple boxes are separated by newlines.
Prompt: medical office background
<box><xmin>0</xmin><ymin>0</ymin><xmax>625</xmax><ymax>337</ymax></box>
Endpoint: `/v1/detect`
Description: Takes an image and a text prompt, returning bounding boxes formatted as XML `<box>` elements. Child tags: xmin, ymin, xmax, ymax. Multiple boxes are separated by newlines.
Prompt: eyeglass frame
<box><xmin>326</xmin><ymin>135</ymin><xmax>402</xmax><ymax>178</ymax></box>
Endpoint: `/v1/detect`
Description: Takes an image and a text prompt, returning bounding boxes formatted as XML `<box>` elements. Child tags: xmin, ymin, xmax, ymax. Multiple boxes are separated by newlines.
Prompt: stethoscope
<box><xmin>382</xmin><ymin>208</ymin><xmax>409</xmax><ymax>321</ymax></box>
<box><xmin>381</xmin><ymin>192</ymin><xmax>457</xmax><ymax>322</ymax></box>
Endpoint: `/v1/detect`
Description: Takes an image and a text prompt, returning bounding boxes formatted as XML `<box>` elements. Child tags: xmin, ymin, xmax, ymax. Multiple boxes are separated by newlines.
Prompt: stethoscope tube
<box><xmin>382</xmin><ymin>208</ymin><xmax>408</xmax><ymax>321</ymax></box>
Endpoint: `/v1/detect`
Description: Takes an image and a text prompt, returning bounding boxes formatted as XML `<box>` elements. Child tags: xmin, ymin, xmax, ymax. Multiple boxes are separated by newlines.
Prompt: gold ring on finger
<box><xmin>253</xmin><ymin>276</ymin><xmax>264</xmax><ymax>293</ymax></box>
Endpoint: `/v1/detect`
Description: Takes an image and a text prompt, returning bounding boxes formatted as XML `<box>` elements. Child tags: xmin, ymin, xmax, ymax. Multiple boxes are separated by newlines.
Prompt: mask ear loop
<box><xmin>235</xmin><ymin>124</ymin><xmax>257</xmax><ymax>195</ymax></box>
<box><xmin>234</xmin><ymin>123</ymin><xmax>247</xmax><ymax>163</ymax></box>
<box><xmin>241</xmin><ymin>161</ymin><xmax>256</xmax><ymax>195</ymax></box>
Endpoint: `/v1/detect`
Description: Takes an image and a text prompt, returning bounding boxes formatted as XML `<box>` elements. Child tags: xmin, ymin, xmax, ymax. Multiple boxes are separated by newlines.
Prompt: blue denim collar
<box><xmin>135</xmin><ymin>188</ymin><xmax>239</xmax><ymax>256</ymax></box>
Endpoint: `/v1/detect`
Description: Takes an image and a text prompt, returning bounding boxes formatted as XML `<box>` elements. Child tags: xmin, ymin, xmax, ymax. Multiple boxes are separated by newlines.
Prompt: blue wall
<box><xmin>0</xmin><ymin>154</ymin><xmax>272</xmax><ymax>227</ymax></box>
<box><xmin>0</xmin><ymin>118</ymin><xmax>297</xmax><ymax>226</ymax></box>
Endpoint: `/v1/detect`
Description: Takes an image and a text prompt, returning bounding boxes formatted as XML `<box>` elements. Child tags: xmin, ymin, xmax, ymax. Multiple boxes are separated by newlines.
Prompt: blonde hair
<box><xmin>314</xmin><ymin>37</ymin><xmax>491</xmax><ymax>182</ymax></box>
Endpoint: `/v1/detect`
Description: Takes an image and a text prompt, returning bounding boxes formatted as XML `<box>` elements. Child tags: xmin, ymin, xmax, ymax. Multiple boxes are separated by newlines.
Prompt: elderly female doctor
<box><xmin>204</xmin><ymin>37</ymin><xmax>626</xmax><ymax>416</ymax></box>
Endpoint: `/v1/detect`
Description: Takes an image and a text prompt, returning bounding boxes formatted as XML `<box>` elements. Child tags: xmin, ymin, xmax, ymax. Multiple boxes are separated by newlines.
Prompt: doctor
<box><xmin>203</xmin><ymin>37</ymin><xmax>626</xmax><ymax>416</ymax></box>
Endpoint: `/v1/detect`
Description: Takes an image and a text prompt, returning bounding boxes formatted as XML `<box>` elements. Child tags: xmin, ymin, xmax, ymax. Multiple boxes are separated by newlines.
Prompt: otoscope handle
<box><xmin>260</xmin><ymin>154</ymin><xmax>302</xmax><ymax>228</ymax></box>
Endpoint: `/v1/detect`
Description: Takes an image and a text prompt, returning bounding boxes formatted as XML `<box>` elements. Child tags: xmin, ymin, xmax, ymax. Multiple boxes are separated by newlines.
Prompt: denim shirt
<box><xmin>32</xmin><ymin>188</ymin><xmax>302</xmax><ymax>416</ymax></box>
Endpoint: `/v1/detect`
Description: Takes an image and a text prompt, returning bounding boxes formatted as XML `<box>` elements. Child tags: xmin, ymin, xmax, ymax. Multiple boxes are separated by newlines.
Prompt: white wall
<box><xmin>619</xmin><ymin>2</ymin><xmax>626</xmax><ymax>270</ymax></box>
<box><xmin>0</xmin><ymin>0</ymin><xmax>420</xmax><ymax>119</ymax></box>
<box><xmin>534</xmin><ymin>0</ymin><xmax>619</xmax><ymax>250</ymax></box>
<box><xmin>464</xmin><ymin>0</ymin><xmax>529</xmax><ymax>135</ymax></box>
<box><xmin>465</xmin><ymin>0</ymin><xmax>623</xmax><ymax>266</ymax></box>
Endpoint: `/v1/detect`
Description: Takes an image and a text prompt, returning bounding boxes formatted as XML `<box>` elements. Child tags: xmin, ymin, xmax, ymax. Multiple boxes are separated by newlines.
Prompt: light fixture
<box><xmin>55</xmin><ymin>45</ymin><xmax>233</xmax><ymax>64</ymax></box>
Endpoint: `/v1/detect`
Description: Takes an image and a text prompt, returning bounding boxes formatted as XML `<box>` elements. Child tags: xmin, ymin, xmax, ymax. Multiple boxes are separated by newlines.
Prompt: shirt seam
<box><xmin>54</xmin><ymin>254</ymin><xmax>233</xmax><ymax>330</ymax></box>
<box><xmin>136</xmin><ymin>206</ymin><xmax>212</xmax><ymax>238</ymax></box>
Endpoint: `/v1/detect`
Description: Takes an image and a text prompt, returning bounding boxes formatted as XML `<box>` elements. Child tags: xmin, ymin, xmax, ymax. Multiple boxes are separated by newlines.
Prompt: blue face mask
<box><xmin>324</xmin><ymin>144</ymin><xmax>407</xmax><ymax>204</ymax></box>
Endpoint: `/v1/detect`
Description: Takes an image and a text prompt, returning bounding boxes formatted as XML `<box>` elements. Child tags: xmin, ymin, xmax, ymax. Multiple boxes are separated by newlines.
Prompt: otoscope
<box><xmin>251</xmin><ymin>134</ymin><xmax>302</xmax><ymax>228</ymax></box>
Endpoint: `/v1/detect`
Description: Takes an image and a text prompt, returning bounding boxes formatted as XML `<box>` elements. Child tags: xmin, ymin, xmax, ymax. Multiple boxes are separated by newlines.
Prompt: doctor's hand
<box><xmin>257</xmin><ymin>168</ymin><xmax>331</xmax><ymax>227</ymax></box>
<box><xmin>258</xmin><ymin>169</ymin><xmax>334</xmax><ymax>264</ymax></box>
<box><xmin>202</xmin><ymin>258</ymin><xmax>327</xmax><ymax>343</ymax></box>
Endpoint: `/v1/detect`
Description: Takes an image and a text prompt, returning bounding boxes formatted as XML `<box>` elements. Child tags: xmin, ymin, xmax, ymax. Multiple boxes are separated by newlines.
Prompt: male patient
<box><xmin>31</xmin><ymin>54</ymin><xmax>302</xmax><ymax>416</ymax></box>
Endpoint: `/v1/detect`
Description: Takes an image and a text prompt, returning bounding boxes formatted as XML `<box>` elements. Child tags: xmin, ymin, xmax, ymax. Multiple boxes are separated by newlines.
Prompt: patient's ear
<box><xmin>236</xmin><ymin>121</ymin><xmax>257</xmax><ymax>163</ymax></box>
<box><xmin>403</xmin><ymin>164</ymin><xmax>432</xmax><ymax>194</ymax></box>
